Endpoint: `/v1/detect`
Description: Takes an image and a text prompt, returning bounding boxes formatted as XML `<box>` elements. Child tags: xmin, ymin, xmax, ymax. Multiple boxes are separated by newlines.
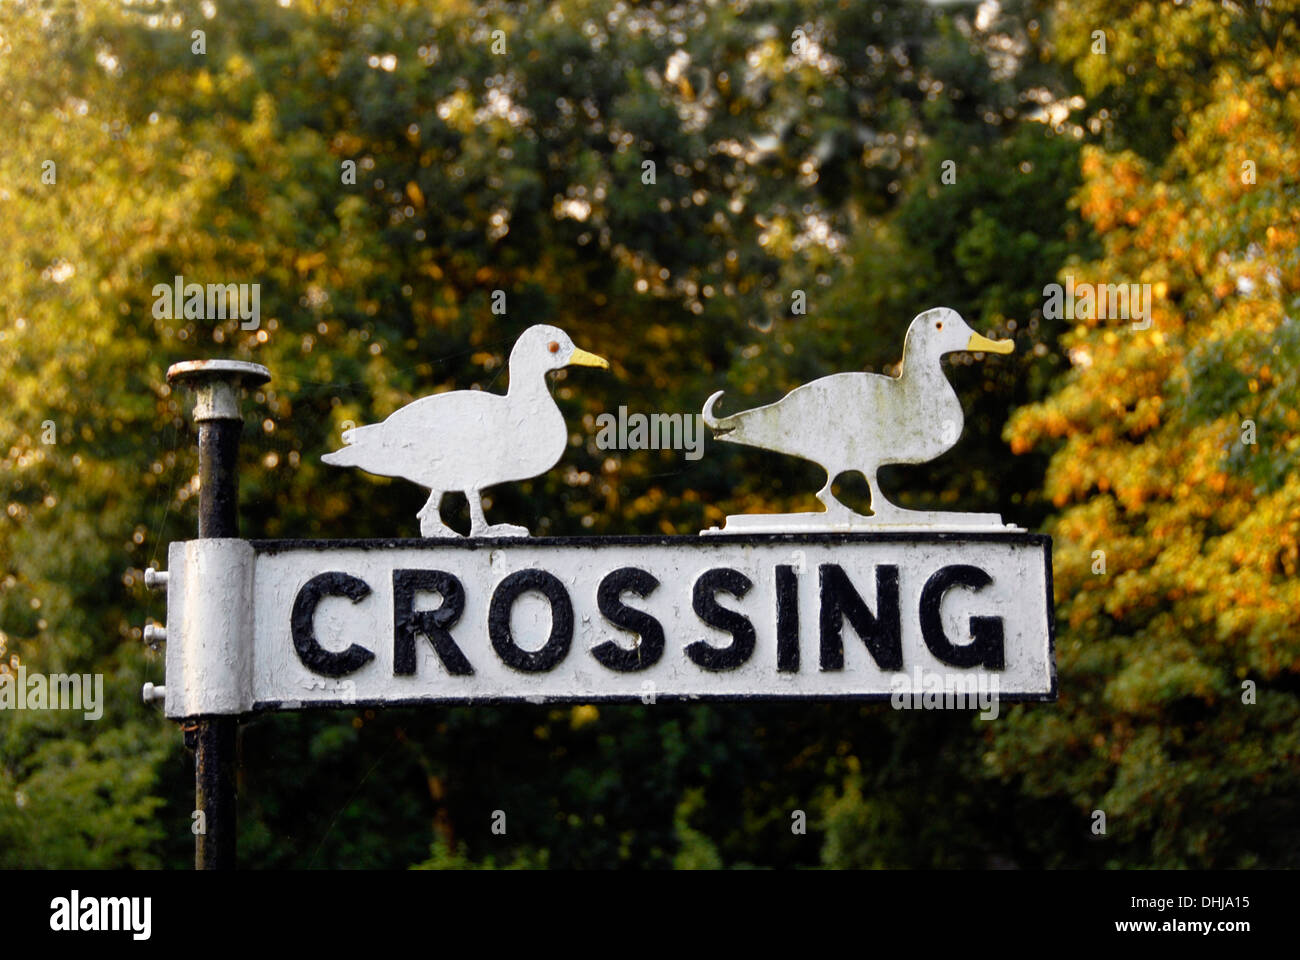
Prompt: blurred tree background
<box><xmin>0</xmin><ymin>0</ymin><xmax>1294</xmax><ymax>868</ymax></box>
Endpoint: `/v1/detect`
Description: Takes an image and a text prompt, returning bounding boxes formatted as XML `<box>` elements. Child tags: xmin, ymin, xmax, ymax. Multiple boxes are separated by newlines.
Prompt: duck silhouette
<box><xmin>323</xmin><ymin>324</ymin><xmax>608</xmax><ymax>538</ymax></box>
<box><xmin>702</xmin><ymin>307</ymin><xmax>1014</xmax><ymax>529</ymax></box>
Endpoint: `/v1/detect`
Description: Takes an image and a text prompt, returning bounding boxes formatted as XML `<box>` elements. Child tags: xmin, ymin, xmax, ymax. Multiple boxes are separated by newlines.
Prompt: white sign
<box><xmin>161</xmin><ymin>533</ymin><xmax>1055</xmax><ymax>717</ymax></box>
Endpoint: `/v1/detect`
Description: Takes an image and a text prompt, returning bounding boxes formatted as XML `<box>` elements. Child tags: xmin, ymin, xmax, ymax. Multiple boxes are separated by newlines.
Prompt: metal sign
<box><xmin>153</xmin><ymin>308</ymin><xmax>1050</xmax><ymax>869</ymax></box>
<box><xmin>159</xmin><ymin>532</ymin><xmax>1054</xmax><ymax>716</ymax></box>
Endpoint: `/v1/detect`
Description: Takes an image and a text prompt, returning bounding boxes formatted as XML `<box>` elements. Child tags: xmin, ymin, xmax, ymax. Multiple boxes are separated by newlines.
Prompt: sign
<box><xmin>157</xmin><ymin>313</ymin><xmax>1051</xmax><ymax>868</ymax></box>
<box><xmin>161</xmin><ymin>532</ymin><xmax>1055</xmax><ymax>717</ymax></box>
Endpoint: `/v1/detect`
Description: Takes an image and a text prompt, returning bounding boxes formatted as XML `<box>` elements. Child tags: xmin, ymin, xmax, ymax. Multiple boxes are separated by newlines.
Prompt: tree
<box><xmin>987</xmin><ymin>0</ymin><xmax>1300</xmax><ymax>867</ymax></box>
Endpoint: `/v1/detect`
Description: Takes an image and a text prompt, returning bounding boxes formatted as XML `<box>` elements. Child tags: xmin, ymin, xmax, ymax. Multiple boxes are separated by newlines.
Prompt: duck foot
<box><xmin>466</xmin><ymin>490</ymin><xmax>530</xmax><ymax>538</ymax></box>
<box><xmin>418</xmin><ymin>516</ymin><xmax>464</xmax><ymax>539</ymax></box>
<box><xmin>866</xmin><ymin>497</ymin><xmax>999</xmax><ymax>526</ymax></box>
<box><xmin>417</xmin><ymin>492</ymin><xmax>463</xmax><ymax>538</ymax></box>
<box><xmin>471</xmin><ymin>522</ymin><xmax>531</xmax><ymax>538</ymax></box>
<box><xmin>862</xmin><ymin>501</ymin><xmax>907</xmax><ymax>522</ymax></box>
<box><xmin>868</xmin><ymin>507</ymin><xmax>1009</xmax><ymax>527</ymax></box>
<box><xmin>818</xmin><ymin>503</ymin><xmax>860</xmax><ymax>522</ymax></box>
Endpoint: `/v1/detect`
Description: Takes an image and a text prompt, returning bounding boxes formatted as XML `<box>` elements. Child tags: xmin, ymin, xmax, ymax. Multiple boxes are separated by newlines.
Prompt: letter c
<box><xmin>291</xmin><ymin>572</ymin><xmax>376</xmax><ymax>677</ymax></box>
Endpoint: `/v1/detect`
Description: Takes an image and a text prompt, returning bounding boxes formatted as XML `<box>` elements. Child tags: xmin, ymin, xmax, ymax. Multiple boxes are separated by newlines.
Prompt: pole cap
<box><xmin>166</xmin><ymin>359</ymin><xmax>271</xmax><ymax>387</ymax></box>
<box><xmin>166</xmin><ymin>360</ymin><xmax>271</xmax><ymax>422</ymax></box>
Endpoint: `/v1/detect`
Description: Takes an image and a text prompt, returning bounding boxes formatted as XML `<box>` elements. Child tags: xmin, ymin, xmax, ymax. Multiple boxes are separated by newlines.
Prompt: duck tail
<box><xmin>702</xmin><ymin>390</ymin><xmax>737</xmax><ymax>436</ymax></box>
<box><xmin>321</xmin><ymin>424</ymin><xmax>374</xmax><ymax>468</ymax></box>
<box><xmin>320</xmin><ymin>446</ymin><xmax>358</xmax><ymax>467</ymax></box>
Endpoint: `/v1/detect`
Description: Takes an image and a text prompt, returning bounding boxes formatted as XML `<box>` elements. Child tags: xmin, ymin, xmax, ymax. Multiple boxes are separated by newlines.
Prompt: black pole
<box><xmin>197</xmin><ymin>420</ymin><xmax>241</xmax><ymax>538</ymax></box>
<box><xmin>192</xmin><ymin>416</ymin><xmax>241</xmax><ymax>870</ymax></box>
<box><xmin>167</xmin><ymin>360</ymin><xmax>270</xmax><ymax>871</ymax></box>
<box><xmin>192</xmin><ymin>711</ymin><xmax>238</xmax><ymax>869</ymax></box>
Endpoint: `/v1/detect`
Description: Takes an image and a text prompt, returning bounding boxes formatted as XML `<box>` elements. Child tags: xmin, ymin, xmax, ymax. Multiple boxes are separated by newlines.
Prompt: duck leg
<box><xmin>864</xmin><ymin>469</ymin><xmax>933</xmax><ymax>521</ymax></box>
<box><xmin>417</xmin><ymin>490</ymin><xmax>462</xmax><ymax>538</ymax></box>
<box><xmin>468</xmin><ymin>489</ymin><xmax>530</xmax><ymax>538</ymax></box>
<box><xmin>864</xmin><ymin>468</ymin><xmax>903</xmax><ymax>519</ymax></box>
<box><xmin>815</xmin><ymin>472</ymin><xmax>859</xmax><ymax>519</ymax></box>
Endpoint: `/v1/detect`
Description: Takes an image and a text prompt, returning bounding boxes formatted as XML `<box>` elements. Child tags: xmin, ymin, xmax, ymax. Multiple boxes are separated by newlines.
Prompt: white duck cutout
<box><xmin>322</xmin><ymin>324</ymin><xmax>608</xmax><ymax>538</ymax></box>
<box><xmin>701</xmin><ymin>307</ymin><xmax>1018</xmax><ymax>534</ymax></box>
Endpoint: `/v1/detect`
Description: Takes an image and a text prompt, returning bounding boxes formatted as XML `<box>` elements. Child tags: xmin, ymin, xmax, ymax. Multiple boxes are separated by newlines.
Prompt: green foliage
<box><xmin>1184</xmin><ymin>314</ymin><xmax>1300</xmax><ymax>492</ymax></box>
<box><xmin>0</xmin><ymin>723</ymin><xmax>169</xmax><ymax>868</ymax></box>
<box><xmin>412</xmin><ymin>838</ymin><xmax>548</xmax><ymax>871</ymax></box>
<box><xmin>671</xmin><ymin>788</ymin><xmax>725</xmax><ymax>870</ymax></box>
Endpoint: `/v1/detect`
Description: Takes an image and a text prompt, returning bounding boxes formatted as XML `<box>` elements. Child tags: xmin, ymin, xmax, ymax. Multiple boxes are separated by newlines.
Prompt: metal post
<box><xmin>166</xmin><ymin>359</ymin><xmax>271</xmax><ymax>870</ymax></box>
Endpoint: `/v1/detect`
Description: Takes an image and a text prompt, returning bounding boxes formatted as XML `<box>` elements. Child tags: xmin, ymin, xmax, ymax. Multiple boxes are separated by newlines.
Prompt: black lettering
<box><xmin>776</xmin><ymin>565</ymin><xmax>799</xmax><ymax>672</ymax></box>
<box><xmin>489</xmin><ymin>569</ymin><xmax>573</xmax><ymax>672</ymax></box>
<box><xmin>687</xmin><ymin>568</ymin><xmax>755</xmax><ymax>671</ymax></box>
<box><xmin>819</xmin><ymin>564</ymin><xmax>901</xmax><ymax>671</ymax></box>
<box><xmin>920</xmin><ymin>565</ymin><xmax>1004</xmax><ymax>669</ymax></box>
<box><xmin>393</xmin><ymin>569</ymin><xmax>472</xmax><ymax>676</ymax></box>
<box><xmin>291</xmin><ymin>571</ymin><xmax>376</xmax><ymax>677</ymax></box>
<box><xmin>592</xmin><ymin>567</ymin><xmax>664</xmax><ymax>672</ymax></box>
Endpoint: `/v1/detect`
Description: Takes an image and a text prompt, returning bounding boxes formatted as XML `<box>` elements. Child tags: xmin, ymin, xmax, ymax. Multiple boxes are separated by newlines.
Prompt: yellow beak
<box><xmin>567</xmin><ymin>347</ymin><xmax>610</xmax><ymax>370</ymax></box>
<box><xmin>966</xmin><ymin>332</ymin><xmax>1015</xmax><ymax>355</ymax></box>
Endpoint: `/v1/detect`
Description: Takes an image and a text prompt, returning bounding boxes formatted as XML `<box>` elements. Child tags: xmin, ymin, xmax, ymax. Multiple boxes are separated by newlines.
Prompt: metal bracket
<box><xmin>163</xmin><ymin>538</ymin><xmax>256</xmax><ymax>717</ymax></box>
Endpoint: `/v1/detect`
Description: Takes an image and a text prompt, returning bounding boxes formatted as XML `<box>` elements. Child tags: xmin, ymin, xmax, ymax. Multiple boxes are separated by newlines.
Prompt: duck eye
<box><xmin>548</xmin><ymin>341</ymin><xmax>560</xmax><ymax>353</ymax></box>
<box><xmin>936</xmin><ymin>322</ymin><xmax>943</xmax><ymax>330</ymax></box>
